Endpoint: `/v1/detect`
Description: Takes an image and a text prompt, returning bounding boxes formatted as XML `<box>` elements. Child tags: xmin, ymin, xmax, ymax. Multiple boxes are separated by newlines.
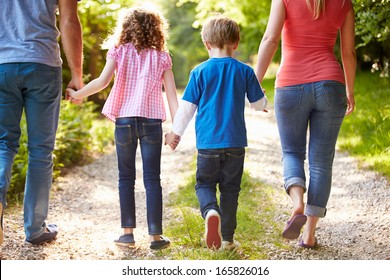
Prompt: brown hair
<box><xmin>117</xmin><ymin>8</ymin><xmax>169</xmax><ymax>52</ymax></box>
<box><xmin>201</xmin><ymin>15</ymin><xmax>240</xmax><ymax>49</ymax></box>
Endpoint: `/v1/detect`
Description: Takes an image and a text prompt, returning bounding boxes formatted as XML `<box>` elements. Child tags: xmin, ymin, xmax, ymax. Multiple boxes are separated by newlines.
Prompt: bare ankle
<box><xmin>150</xmin><ymin>234</ymin><xmax>161</xmax><ymax>242</ymax></box>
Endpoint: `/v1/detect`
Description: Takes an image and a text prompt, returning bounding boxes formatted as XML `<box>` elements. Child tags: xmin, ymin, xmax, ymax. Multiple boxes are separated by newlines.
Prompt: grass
<box><xmin>337</xmin><ymin>72</ymin><xmax>390</xmax><ymax>177</ymax></box>
<box><xmin>153</xmin><ymin>167</ymin><xmax>288</xmax><ymax>260</ymax></box>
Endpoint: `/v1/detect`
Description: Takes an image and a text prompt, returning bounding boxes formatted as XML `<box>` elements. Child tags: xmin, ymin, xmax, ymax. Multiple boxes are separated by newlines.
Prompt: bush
<box><xmin>8</xmin><ymin>100</ymin><xmax>114</xmax><ymax>204</ymax></box>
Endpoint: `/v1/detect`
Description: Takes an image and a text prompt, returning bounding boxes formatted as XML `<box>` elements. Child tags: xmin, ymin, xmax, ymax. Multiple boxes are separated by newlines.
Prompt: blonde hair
<box><xmin>201</xmin><ymin>15</ymin><xmax>240</xmax><ymax>49</ymax></box>
<box><xmin>306</xmin><ymin>0</ymin><xmax>346</xmax><ymax>19</ymax></box>
<box><xmin>306</xmin><ymin>0</ymin><xmax>326</xmax><ymax>19</ymax></box>
<box><xmin>108</xmin><ymin>8</ymin><xmax>169</xmax><ymax>53</ymax></box>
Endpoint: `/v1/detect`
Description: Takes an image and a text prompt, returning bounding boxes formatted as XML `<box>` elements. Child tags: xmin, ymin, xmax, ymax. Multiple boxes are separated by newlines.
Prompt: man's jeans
<box><xmin>275</xmin><ymin>80</ymin><xmax>347</xmax><ymax>217</ymax></box>
<box><xmin>115</xmin><ymin>117</ymin><xmax>163</xmax><ymax>235</ymax></box>
<box><xmin>0</xmin><ymin>63</ymin><xmax>62</xmax><ymax>240</ymax></box>
<box><xmin>196</xmin><ymin>148</ymin><xmax>245</xmax><ymax>242</ymax></box>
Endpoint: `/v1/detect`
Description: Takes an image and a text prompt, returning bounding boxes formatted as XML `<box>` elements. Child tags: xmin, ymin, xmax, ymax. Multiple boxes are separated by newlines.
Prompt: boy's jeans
<box><xmin>115</xmin><ymin>117</ymin><xmax>163</xmax><ymax>235</ymax></box>
<box><xmin>275</xmin><ymin>80</ymin><xmax>347</xmax><ymax>217</ymax></box>
<box><xmin>0</xmin><ymin>63</ymin><xmax>62</xmax><ymax>240</ymax></box>
<box><xmin>196</xmin><ymin>148</ymin><xmax>245</xmax><ymax>242</ymax></box>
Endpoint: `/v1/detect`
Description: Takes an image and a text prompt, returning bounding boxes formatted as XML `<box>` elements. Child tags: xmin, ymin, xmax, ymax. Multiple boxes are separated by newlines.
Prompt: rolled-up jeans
<box><xmin>275</xmin><ymin>80</ymin><xmax>347</xmax><ymax>218</ymax></box>
<box><xmin>115</xmin><ymin>117</ymin><xmax>163</xmax><ymax>235</ymax></box>
<box><xmin>0</xmin><ymin>63</ymin><xmax>62</xmax><ymax>240</ymax></box>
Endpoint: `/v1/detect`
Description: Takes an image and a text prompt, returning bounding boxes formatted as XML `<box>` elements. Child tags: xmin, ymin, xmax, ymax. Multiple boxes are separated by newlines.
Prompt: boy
<box><xmin>165</xmin><ymin>15</ymin><xmax>267</xmax><ymax>250</ymax></box>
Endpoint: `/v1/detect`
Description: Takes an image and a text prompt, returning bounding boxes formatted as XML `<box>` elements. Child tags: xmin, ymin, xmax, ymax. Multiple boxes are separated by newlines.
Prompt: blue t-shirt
<box><xmin>183</xmin><ymin>57</ymin><xmax>264</xmax><ymax>149</ymax></box>
<box><xmin>0</xmin><ymin>0</ymin><xmax>62</xmax><ymax>67</ymax></box>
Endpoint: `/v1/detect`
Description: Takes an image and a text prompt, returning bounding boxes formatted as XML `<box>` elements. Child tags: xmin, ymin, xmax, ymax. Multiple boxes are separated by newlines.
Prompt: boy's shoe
<box><xmin>114</xmin><ymin>233</ymin><xmax>135</xmax><ymax>247</ymax></box>
<box><xmin>150</xmin><ymin>236</ymin><xmax>170</xmax><ymax>250</ymax></box>
<box><xmin>0</xmin><ymin>202</ymin><xmax>3</xmax><ymax>245</ymax></box>
<box><xmin>25</xmin><ymin>224</ymin><xmax>58</xmax><ymax>245</ymax></box>
<box><xmin>221</xmin><ymin>240</ymin><xmax>236</xmax><ymax>251</ymax></box>
<box><xmin>204</xmin><ymin>209</ymin><xmax>222</xmax><ymax>249</ymax></box>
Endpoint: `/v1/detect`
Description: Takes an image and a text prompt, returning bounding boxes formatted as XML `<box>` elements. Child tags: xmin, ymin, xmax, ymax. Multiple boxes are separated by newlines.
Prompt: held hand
<box><xmin>68</xmin><ymin>78</ymin><xmax>84</xmax><ymax>92</ymax></box>
<box><xmin>65</xmin><ymin>88</ymin><xmax>83</xmax><ymax>105</ymax></box>
<box><xmin>164</xmin><ymin>132</ymin><xmax>181</xmax><ymax>150</ymax></box>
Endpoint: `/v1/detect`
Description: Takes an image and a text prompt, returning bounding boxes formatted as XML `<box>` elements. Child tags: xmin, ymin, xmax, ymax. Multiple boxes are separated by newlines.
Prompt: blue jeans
<box><xmin>0</xmin><ymin>63</ymin><xmax>62</xmax><ymax>240</ymax></box>
<box><xmin>115</xmin><ymin>117</ymin><xmax>163</xmax><ymax>235</ymax></box>
<box><xmin>275</xmin><ymin>81</ymin><xmax>347</xmax><ymax>217</ymax></box>
<box><xmin>196</xmin><ymin>148</ymin><xmax>245</xmax><ymax>242</ymax></box>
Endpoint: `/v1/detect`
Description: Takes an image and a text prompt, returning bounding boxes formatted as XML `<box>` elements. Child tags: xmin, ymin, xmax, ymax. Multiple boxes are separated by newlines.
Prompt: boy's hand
<box><xmin>165</xmin><ymin>132</ymin><xmax>181</xmax><ymax>150</ymax></box>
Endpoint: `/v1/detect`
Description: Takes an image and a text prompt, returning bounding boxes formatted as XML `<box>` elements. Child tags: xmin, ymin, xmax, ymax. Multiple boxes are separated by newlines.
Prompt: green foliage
<box><xmin>178</xmin><ymin>0</ymin><xmax>271</xmax><ymax>60</ymax></box>
<box><xmin>354</xmin><ymin>0</ymin><xmax>390</xmax><ymax>76</ymax></box>
<box><xmin>161</xmin><ymin>0</ymin><xmax>209</xmax><ymax>87</ymax></box>
<box><xmin>164</xmin><ymin>0</ymin><xmax>272</xmax><ymax>84</ymax></box>
<box><xmin>338</xmin><ymin>72</ymin><xmax>390</xmax><ymax>177</ymax></box>
<box><xmin>354</xmin><ymin>0</ymin><xmax>390</xmax><ymax>46</ymax></box>
<box><xmin>54</xmin><ymin>101</ymin><xmax>97</xmax><ymax>170</ymax></box>
<box><xmin>8</xmin><ymin>101</ymin><xmax>114</xmax><ymax>204</ymax></box>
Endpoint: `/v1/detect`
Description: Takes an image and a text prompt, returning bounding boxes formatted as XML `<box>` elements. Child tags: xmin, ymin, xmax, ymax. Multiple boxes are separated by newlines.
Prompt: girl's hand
<box><xmin>65</xmin><ymin>88</ymin><xmax>83</xmax><ymax>104</ymax></box>
<box><xmin>164</xmin><ymin>132</ymin><xmax>181</xmax><ymax>150</ymax></box>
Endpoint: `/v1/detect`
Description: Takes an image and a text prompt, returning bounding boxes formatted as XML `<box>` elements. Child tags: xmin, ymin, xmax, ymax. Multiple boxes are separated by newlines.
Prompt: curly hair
<box><xmin>117</xmin><ymin>8</ymin><xmax>169</xmax><ymax>53</ymax></box>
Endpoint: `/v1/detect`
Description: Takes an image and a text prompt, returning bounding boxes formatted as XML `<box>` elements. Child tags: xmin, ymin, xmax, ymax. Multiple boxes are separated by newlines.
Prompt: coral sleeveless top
<box><xmin>276</xmin><ymin>0</ymin><xmax>352</xmax><ymax>87</ymax></box>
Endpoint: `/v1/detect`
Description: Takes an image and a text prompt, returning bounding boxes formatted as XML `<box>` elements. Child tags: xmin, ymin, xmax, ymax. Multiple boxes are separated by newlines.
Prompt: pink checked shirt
<box><xmin>102</xmin><ymin>43</ymin><xmax>172</xmax><ymax>122</ymax></box>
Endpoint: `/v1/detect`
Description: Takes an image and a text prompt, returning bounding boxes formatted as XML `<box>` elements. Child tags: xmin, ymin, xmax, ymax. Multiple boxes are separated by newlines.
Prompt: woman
<box><xmin>255</xmin><ymin>0</ymin><xmax>356</xmax><ymax>248</ymax></box>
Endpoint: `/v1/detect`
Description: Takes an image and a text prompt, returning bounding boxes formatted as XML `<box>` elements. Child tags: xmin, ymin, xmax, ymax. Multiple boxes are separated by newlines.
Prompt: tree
<box><xmin>175</xmin><ymin>0</ymin><xmax>272</xmax><ymax>61</ymax></box>
<box><xmin>354</xmin><ymin>0</ymin><xmax>390</xmax><ymax>76</ymax></box>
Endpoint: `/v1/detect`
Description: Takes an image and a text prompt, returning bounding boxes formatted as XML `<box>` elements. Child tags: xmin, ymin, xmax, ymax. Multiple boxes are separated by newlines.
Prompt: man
<box><xmin>0</xmin><ymin>0</ymin><xmax>83</xmax><ymax>245</ymax></box>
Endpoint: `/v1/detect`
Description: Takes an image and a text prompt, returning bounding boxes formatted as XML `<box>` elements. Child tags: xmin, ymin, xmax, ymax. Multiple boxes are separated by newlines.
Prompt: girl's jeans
<box><xmin>115</xmin><ymin>117</ymin><xmax>163</xmax><ymax>235</ymax></box>
<box><xmin>196</xmin><ymin>148</ymin><xmax>245</xmax><ymax>242</ymax></box>
<box><xmin>275</xmin><ymin>80</ymin><xmax>347</xmax><ymax>217</ymax></box>
<box><xmin>0</xmin><ymin>63</ymin><xmax>62</xmax><ymax>240</ymax></box>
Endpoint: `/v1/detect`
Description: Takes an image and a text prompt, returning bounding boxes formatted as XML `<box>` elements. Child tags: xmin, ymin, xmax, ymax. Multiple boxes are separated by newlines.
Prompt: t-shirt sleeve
<box><xmin>161</xmin><ymin>52</ymin><xmax>173</xmax><ymax>72</ymax></box>
<box><xmin>182</xmin><ymin>70</ymin><xmax>201</xmax><ymax>105</ymax></box>
<box><xmin>107</xmin><ymin>46</ymin><xmax>119</xmax><ymax>61</ymax></box>
<box><xmin>246</xmin><ymin>70</ymin><xmax>265</xmax><ymax>103</ymax></box>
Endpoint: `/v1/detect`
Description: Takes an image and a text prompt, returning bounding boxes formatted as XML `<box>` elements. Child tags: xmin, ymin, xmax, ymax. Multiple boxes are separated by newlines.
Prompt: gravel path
<box><xmin>1</xmin><ymin>107</ymin><xmax>389</xmax><ymax>260</ymax></box>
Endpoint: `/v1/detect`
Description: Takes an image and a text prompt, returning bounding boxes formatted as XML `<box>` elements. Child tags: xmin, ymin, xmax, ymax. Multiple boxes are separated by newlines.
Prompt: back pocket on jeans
<box><xmin>115</xmin><ymin>124</ymin><xmax>132</xmax><ymax>146</ymax></box>
<box><xmin>275</xmin><ymin>86</ymin><xmax>304</xmax><ymax>114</ymax></box>
<box><xmin>142</xmin><ymin>122</ymin><xmax>162</xmax><ymax>144</ymax></box>
<box><xmin>322</xmin><ymin>82</ymin><xmax>347</xmax><ymax>109</ymax></box>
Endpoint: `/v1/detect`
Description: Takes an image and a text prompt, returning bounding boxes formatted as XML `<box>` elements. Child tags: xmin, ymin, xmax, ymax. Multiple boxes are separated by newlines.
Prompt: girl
<box><xmin>67</xmin><ymin>8</ymin><xmax>179</xmax><ymax>250</ymax></box>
